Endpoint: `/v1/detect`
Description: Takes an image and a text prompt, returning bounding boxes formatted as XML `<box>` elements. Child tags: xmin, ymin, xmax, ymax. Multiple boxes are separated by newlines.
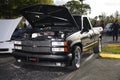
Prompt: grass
<box><xmin>102</xmin><ymin>44</ymin><xmax>120</xmax><ymax>54</ymax></box>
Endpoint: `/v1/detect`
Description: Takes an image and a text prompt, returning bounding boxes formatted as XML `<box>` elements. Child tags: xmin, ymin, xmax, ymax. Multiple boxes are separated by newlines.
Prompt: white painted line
<box><xmin>11</xmin><ymin>64</ymin><xmax>21</xmax><ymax>69</ymax></box>
<box><xmin>84</xmin><ymin>54</ymin><xmax>94</xmax><ymax>63</ymax></box>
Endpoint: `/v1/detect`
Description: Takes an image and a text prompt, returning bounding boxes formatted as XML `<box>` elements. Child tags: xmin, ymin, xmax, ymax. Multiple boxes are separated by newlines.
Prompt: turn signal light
<box><xmin>64</xmin><ymin>47</ymin><xmax>68</xmax><ymax>52</ymax></box>
<box><xmin>64</xmin><ymin>41</ymin><xmax>68</xmax><ymax>46</ymax></box>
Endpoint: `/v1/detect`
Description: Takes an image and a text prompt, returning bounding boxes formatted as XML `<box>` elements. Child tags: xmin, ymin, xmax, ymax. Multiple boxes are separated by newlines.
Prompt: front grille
<box><xmin>23</xmin><ymin>40</ymin><xmax>51</xmax><ymax>46</ymax></box>
<box><xmin>21</xmin><ymin>40</ymin><xmax>51</xmax><ymax>53</ymax></box>
<box><xmin>22</xmin><ymin>46</ymin><xmax>51</xmax><ymax>53</ymax></box>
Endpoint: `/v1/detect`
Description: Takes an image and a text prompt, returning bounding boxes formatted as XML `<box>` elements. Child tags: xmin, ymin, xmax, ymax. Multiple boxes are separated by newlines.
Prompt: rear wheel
<box><xmin>71</xmin><ymin>45</ymin><xmax>81</xmax><ymax>70</ymax></box>
<box><xmin>93</xmin><ymin>38</ymin><xmax>102</xmax><ymax>53</ymax></box>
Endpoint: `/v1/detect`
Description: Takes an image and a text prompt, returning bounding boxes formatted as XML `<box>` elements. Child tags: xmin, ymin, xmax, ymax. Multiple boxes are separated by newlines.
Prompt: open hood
<box><xmin>20</xmin><ymin>4</ymin><xmax>78</xmax><ymax>28</ymax></box>
<box><xmin>0</xmin><ymin>17</ymin><xmax>22</xmax><ymax>42</ymax></box>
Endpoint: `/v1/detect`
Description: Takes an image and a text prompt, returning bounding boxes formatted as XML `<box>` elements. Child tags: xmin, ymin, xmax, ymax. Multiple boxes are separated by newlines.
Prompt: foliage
<box><xmin>91</xmin><ymin>11</ymin><xmax>120</xmax><ymax>28</ymax></box>
<box><xmin>0</xmin><ymin>0</ymin><xmax>53</xmax><ymax>19</ymax></box>
<box><xmin>64</xmin><ymin>0</ymin><xmax>91</xmax><ymax>15</ymax></box>
<box><xmin>38</xmin><ymin>0</ymin><xmax>53</xmax><ymax>4</ymax></box>
<box><xmin>102</xmin><ymin>45</ymin><xmax>120</xmax><ymax>54</ymax></box>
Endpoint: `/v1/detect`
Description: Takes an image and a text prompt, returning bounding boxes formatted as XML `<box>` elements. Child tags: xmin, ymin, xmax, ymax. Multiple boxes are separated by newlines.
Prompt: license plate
<box><xmin>28</xmin><ymin>57</ymin><xmax>38</xmax><ymax>62</ymax></box>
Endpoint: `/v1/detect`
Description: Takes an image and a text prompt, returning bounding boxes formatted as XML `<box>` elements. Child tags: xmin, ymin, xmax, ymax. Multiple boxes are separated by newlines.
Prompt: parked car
<box><xmin>0</xmin><ymin>17</ymin><xmax>22</xmax><ymax>53</ymax></box>
<box><xmin>103</xmin><ymin>23</ymin><xmax>113</xmax><ymax>35</ymax></box>
<box><xmin>13</xmin><ymin>4</ymin><xmax>103</xmax><ymax>70</ymax></box>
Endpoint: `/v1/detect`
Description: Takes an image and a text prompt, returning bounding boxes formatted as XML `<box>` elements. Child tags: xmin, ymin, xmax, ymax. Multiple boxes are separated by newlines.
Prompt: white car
<box><xmin>0</xmin><ymin>17</ymin><xmax>22</xmax><ymax>53</ymax></box>
<box><xmin>103</xmin><ymin>23</ymin><xmax>112</xmax><ymax>35</ymax></box>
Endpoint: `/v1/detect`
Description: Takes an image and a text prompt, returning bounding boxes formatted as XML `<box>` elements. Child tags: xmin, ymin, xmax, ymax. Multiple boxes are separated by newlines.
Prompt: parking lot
<box><xmin>0</xmin><ymin>35</ymin><xmax>120</xmax><ymax>80</ymax></box>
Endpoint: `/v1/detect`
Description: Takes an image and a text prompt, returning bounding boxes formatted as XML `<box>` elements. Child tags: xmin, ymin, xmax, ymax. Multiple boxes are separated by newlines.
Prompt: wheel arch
<box><xmin>71</xmin><ymin>43</ymin><xmax>83</xmax><ymax>53</ymax></box>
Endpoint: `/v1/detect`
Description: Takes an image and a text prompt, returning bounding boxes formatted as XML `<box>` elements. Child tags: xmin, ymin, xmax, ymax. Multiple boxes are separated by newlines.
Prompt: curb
<box><xmin>99</xmin><ymin>52</ymin><xmax>120</xmax><ymax>59</ymax></box>
<box><xmin>100</xmin><ymin>43</ymin><xmax>120</xmax><ymax>59</ymax></box>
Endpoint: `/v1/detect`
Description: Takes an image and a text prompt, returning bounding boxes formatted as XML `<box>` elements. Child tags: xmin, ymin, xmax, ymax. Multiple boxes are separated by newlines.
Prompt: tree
<box><xmin>114</xmin><ymin>11</ymin><xmax>119</xmax><ymax>19</ymax></box>
<box><xmin>109</xmin><ymin>15</ymin><xmax>115</xmax><ymax>22</ymax></box>
<box><xmin>64</xmin><ymin>0</ymin><xmax>91</xmax><ymax>14</ymax></box>
<box><xmin>0</xmin><ymin>0</ymin><xmax>53</xmax><ymax>18</ymax></box>
<box><xmin>34</xmin><ymin>0</ymin><xmax>53</xmax><ymax>4</ymax></box>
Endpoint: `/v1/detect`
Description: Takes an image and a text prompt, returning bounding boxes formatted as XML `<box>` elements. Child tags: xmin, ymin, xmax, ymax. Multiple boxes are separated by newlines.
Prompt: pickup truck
<box><xmin>13</xmin><ymin>4</ymin><xmax>103</xmax><ymax>70</ymax></box>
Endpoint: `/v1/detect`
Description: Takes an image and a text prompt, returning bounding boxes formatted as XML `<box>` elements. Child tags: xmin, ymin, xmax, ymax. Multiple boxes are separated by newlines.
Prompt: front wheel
<box><xmin>71</xmin><ymin>45</ymin><xmax>81</xmax><ymax>70</ymax></box>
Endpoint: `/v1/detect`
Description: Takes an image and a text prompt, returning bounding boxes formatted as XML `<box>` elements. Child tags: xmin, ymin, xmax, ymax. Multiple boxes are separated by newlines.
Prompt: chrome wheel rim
<box><xmin>75</xmin><ymin>47</ymin><xmax>81</xmax><ymax>68</ymax></box>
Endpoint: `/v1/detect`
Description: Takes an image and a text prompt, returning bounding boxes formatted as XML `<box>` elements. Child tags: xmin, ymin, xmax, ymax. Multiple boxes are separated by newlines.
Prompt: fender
<box><xmin>69</xmin><ymin>39</ymin><xmax>82</xmax><ymax>47</ymax></box>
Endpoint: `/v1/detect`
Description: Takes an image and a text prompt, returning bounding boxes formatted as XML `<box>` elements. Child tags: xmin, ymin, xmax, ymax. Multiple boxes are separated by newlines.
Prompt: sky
<box><xmin>54</xmin><ymin>0</ymin><xmax>120</xmax><ymax>18</ymax></box>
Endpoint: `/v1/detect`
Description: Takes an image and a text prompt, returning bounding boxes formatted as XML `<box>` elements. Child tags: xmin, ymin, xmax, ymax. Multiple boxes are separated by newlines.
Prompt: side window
<box><xmin>83</xmin><ymin>17</ymin><xmax>91</xmax><ymax>30</ymax></box>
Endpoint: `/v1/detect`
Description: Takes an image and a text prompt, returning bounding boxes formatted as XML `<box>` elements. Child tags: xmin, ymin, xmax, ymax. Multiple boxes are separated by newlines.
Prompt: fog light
<box><xmin>14</xmin><ymin>41</ymin><xmax>21</xmax><ymax>45</ymax></box>
<box><xmin>14</xmin><ymin>46</ymin><xmax>22</xmax><ymax>50</ymax></box>
<box><xmin>52</xmin><ymin>48</ymin><xmax>64</xmax><ymax>52</ymax></box>
<box><xmin>17</xmin><ymin>59</ymin><xmax>21</xmax><ymax>62</ymax></box>
<box><xmin>52</xmin><ymin>48</ymin><xmax>68</xmax><ymax>52</ymax></box>
<box><xmin>56</xmin><ymin>63</ymin><xmax>61</xmax><ymax>66</ymax></box>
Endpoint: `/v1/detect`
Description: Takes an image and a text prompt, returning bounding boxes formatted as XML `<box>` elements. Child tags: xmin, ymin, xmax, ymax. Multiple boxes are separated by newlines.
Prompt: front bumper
<box><xmin>12</xmin><ymin>51</ymin><xmax>72</xmax><ymax>67</ymax></box>
<box><xmin>0</xmin><ymin>41</ymin><xmax>14</xmax><ymax>53</ymax></box>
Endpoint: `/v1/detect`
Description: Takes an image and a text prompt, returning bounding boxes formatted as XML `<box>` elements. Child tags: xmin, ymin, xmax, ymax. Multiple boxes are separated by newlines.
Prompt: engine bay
<box><xmin>13</xmin><ymin>25</ymin><xmax>76</xmax><ymax>41</ymax></box>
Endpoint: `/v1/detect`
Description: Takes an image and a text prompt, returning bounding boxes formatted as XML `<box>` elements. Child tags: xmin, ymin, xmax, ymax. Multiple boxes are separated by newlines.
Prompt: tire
<box><xmin>93</xmin><ymin>38</ymin><xmax>102</xmax><ymax>53</ymax></box>
<box><xmin>71</xmin><ymin>45</ymin><xmax>81</xmax><ymax>70</ymax></box>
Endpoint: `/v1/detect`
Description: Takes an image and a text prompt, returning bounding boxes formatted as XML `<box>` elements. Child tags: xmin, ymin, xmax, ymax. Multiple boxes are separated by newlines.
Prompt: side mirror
<box><xmin>81</xmin><ymin>28</ymin><xmax>89</xmax><ymax>33</ymax></box>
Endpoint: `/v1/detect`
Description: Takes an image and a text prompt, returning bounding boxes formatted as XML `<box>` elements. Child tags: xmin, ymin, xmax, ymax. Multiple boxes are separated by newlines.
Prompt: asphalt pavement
<box><xmin>102</xmin><ymin>35</ymin><xmax>120</xmax><ymax>45</ymax></box>
<box><xmin>63</xmin><ymin>58</ymin><xmax>120</xmax><ymax>80</ymax></box>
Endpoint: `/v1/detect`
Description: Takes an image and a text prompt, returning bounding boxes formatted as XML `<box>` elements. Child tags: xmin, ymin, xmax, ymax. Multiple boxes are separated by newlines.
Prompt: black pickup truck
<box><xmin>13</xmin><ymin>4</ymin><xmax>103</xmax><ymax>70</ymax></box>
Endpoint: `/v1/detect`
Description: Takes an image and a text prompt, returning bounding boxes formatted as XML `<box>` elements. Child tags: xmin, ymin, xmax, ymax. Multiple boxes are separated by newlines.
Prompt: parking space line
<box><xmin>11</xmin><ymin>64</ymin><xmax>21</xmax><ymax>69</ymax></box>
<box><xmin>84</xmin><ymin>54</ymin><xmax>95</xmax><ymax>63</ymax></box>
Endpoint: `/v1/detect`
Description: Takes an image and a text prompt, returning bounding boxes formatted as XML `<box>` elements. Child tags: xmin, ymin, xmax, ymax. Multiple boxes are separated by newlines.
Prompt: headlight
<box><xmin>14</xmin><ymin>46</ymin><xmax>22</xmax><ymax>50</ymax></box>
<box><xmin>32</xmin><ymin>33</ymin><xmax>38</xmax><ymax>38</ymax></box>
<box><xmin>52</xmin><ymin>48</ymin><xmax>68</xmax><ymax>52</ymax></box>
<box><xmin>52</xmin><ymin>41</ymin><xmax>68</xmax><ymax>52</ymax></box>
<box><xmin>52</xmin><ymin>41</ymin><xmax>68</xmax><ymax>46</ymax></box>
<box><xmin>14</xmin><ymin>41</ymin><xmax>21</xmax><ymax>45</ymax></box>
